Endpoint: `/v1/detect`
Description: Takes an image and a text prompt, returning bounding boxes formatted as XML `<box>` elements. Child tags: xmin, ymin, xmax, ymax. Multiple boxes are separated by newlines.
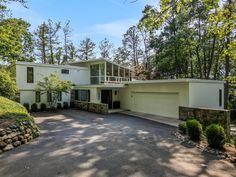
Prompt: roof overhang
<box><xmin>75</xmin><ymin>83</ymin><xmax>126</xmax><ymax>89</ymax></box>
<box><xmin>122</xmin><ymin>79</ymin><xmax>226</xmax><ymax>85</ymax></box>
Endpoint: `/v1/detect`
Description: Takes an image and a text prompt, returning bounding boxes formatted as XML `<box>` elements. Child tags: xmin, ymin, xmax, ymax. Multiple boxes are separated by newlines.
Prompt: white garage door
<box><xmin>131</xmin><ymin>92</ymin><xmax>179</xmax><ymax>118</ymax></box>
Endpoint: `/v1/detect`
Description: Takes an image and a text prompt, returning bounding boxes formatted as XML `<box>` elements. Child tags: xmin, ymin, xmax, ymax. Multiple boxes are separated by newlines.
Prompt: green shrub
<box><xmin>63</xmin><ymin>102</ymin><xmax>69</xmax><ymax>109</ymax></box>
<box><xmin>31</xmin><ymin>103</ymin><xmax>38</xmax><ymax>112</ymax></box>
<box><xmin>57</xmin><ymin>103</ymin><xmax>62</xmax><ymax>109</ymax></box>
<box><xmin>40</xmin><ymin>103</ymin><xmax>47</xmax><ymax>111</ymax></box>
<box><xmin>23</xmin><ymin>103</ymin><xmax>30</xmax><ymax>111</ymax></box>
<box><xmin>178</xmin><ymin>122</ymin><xmax>187</xmax><ymax>134</ymax></box>
<box><xmin>0</xmin><ymin>68</ymin><xmax>18</xmax><ymax>100</ymax></box>
<box><xmin>186</xmin><ymin>119</ymin><xmax>203</xmax><ymax>141</ymax></box>
<box><xmin>205</xmin><ymin>124</ymin><xmax>226</xmax><ymax>149</ymax></box>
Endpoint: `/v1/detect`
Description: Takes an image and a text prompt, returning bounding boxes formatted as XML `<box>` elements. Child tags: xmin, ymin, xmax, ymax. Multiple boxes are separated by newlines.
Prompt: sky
<box><xmin>8</xmin><ymin>0</ymin><xmax>158</xmax><ymax>51</ymax></box>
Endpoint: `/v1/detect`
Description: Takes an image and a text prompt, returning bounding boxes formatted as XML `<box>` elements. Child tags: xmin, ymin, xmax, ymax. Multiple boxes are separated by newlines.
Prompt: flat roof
<box><xmin>75</xmin><ymin>83</ymin><xmax>126</xmax><ymax>89</ymax></box>
<box><xmin>122</xmin><ymin>79</ymin><xmax>226</xmax><ymax>84</ymax></box>
<box><xmin>16</xmin><ymin>61</ymin><xmax>88</xmax><ymax>70</ymax></box>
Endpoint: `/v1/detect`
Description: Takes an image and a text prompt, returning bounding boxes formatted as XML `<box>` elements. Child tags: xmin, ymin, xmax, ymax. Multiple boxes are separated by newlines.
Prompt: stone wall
<box><xmin>179</xmin><ymin>106</ymin><xmax>230</xmax><ymax>138</ymax></box>
<box><xmin>75</xmin><ymin>101</ymin><xmax>108</xmax><ymax>114</ymax></box>
<box><xmin>0</xmin><ymin>121</ymin><xmax>39</xmax><ymax>153</ymax></box>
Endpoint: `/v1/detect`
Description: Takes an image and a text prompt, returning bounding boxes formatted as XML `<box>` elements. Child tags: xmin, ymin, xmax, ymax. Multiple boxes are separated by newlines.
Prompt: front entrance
<box><xmin>101</xmin><ymin>90</ymin><xmax>112</xmax><ymax>109</ymax></box>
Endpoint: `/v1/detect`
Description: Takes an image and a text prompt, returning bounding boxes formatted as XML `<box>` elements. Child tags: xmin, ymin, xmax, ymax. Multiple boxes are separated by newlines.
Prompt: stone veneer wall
<box><xmin>179</xmin><ymin>106</ymin><xmax>230</xmax><ymax>138</ymax></box>
<box><xmin>74</xmin><ymin>101</ymin><xmax>108</xmax><ymax>114</ymax></box>
<box><xmin>0</xmin><ymin>121</ymin><xmax>39</xmax><ymax>153</ymax></box>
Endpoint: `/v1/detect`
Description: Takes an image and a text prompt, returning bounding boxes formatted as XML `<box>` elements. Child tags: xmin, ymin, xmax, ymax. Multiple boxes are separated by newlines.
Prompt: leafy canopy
<box><xmin>36</xmin><ymin>73</ymin><xmax>73</xmax><ymax>108</ymax></box>
<box><xmin>0</xmin><ymin>67</ymin><xmax>18</xmax><ymax>99</ymax></box>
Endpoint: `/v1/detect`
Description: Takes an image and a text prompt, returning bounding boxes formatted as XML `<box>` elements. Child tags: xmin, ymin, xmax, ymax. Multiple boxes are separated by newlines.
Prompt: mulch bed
<box><xmin>174</xmin><ymin>132</ymin><xmax>236</xmax><ymax>164</ymax></box>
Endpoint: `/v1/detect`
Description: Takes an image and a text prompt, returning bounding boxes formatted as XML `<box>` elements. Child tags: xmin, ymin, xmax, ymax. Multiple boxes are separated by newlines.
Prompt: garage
<box><xmin>131</xmin><ymin>92</ymin><xmax>179</xmax><ymax>118</ymax></box>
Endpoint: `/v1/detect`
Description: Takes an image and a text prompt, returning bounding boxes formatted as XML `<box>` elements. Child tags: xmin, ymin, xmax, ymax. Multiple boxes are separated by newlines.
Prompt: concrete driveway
<box><xmin>0</xmin><ymin>110</ymin><xmax>235</xmax><ymax>177</ymax></box>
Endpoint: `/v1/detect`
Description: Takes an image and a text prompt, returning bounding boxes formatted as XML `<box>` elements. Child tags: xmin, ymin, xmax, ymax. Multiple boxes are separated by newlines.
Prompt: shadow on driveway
<box><xmin>0</xmin><ymin>109</ymin><xmax>235</xmax><ymax>177</ymax></box>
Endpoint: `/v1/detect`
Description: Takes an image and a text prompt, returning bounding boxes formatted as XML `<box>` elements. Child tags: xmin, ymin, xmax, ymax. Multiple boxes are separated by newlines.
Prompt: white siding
<box><xmin>189</xmin><ymin>82</ymin><xmax>224</xmax><ymax>109</ymax></box>
<box><xmin>16</xmin><ymin>62</ymin><xmax>89</xmax><ymax>105</ymax></box>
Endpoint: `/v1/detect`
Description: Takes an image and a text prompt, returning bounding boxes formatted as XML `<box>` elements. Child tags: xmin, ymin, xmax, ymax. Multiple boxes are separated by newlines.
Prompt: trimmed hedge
<box><xmin>31</xmin><ymin>103</ymin><xmax>38</xmax><ymax>112</ymax></box>
<box><xmin>186</xmin><ymin>119</ymin><xmax>203</xmax><ymax>141</ymax></box>
<box><xmin>40</xmin><ymin>103</ymin><xmax>47</xmax><ymax>111</ymax></box>
<box><xmin>205</xmin><ymin>124</ymin><xmax>226</xmax><ymax>149</ymax></box>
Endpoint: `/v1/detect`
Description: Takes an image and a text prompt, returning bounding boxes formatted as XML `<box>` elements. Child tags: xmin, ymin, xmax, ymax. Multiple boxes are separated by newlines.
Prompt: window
<box><xmin>90</xmin><ymin>64</ymin><xmax>100</xmax><ymax>84</ymax></box>
<box><xmin>113</xmin><ymin>64</ymin><xmax>118</xmax><ymax>76</ymax></box>
<box><xmin>35</xmin><ymin>91</ymin><xmax>40</xmax><ymax>103</ymax></box>
<box><xmin>27</xmin><ymin>67</ymin><xmax>34</xmax><ymax>83</ymax></box>
<box><xmin>78</xmin><ymin>90</ymin><xmax>90</xmax><ymax>102</ymax></box>
<box><xmin>47</xmin><ymin>91</ymin><xmax>52</xmax><ymax>102</ymax></box>
<box><xmin>61</xmin><ymin>69</ymin><xmax>69</xmax><ymax>74</ymax></box>
<box><xmin>90</xmin><ymin>64</ymin><xmax>99</xmax><ymax>76</ymax></box>
<box><xmin>219</xmin><ymin>89</ymin><xmax>222</xmax><ymax>107</ymax></box>
<box><xmin>75</xmin><ymin>90</ymin><xmax>79</xmax><ymax>100</ymax></box>
<box><xmin>106</xmin><ymin>62</ymin><xmax>112</xmax><ymax>76</ymax></box>
<box><xmin>58</xmin><ymin>91</ymin><xmax>62</xmax><ymax>101</ymax></box>
<box><xmin>120</xmin><ymin>67</ymin><xmax>124</xmax><ymax>77</ymax></box>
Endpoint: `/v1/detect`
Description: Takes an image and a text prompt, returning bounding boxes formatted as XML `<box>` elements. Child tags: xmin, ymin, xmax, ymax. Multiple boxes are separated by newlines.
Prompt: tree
<box><xmin>47</xmin><ymin>19</ymin><xmax>61</xmax><ymax>64</ymax></box>
<box><xmin>78</xmin><ymin>37</ymin><xmax>96</xmax><ymax>60</ymax></box>
<box><xmin>36</xmin><ymin>73</ymin><xmax>73</xmax><ymax>108</ymax></box>
<box><xmin>113</xmin><ymin>47</ymin><xmax>128</xmax><ymax>65</ymax></box>
<box><xmin>62</xmin><ymin>20</ymin><xmax>72</xmax><ymax>64</ymax></box>
<box><xmin>34</xmin><ymin>22</ymin><xmax>49</xmax><ymax>64</ymax></box>
<box><xmin>0</xmin><ymin>18</ymin><xmax>34</xmax><ymax>63</ymax></box>
<box><xmin>0</xmin><ymin>68</ymin><xmax>18</xmax><ymax>100</ymax></box>
<box><xmin>123</xmin><ymin>26</ymin><xmax>143</xmax><ymax>66</ymax></box>
<box><xmin>99</xmin><ymin>38</ymin><xmax>114</xmax><ymax>60</ymax></box>
<box><xmin>0</xmin><ymin>0</ymin><xmax>27</xmax><ymax>20</ymax></box>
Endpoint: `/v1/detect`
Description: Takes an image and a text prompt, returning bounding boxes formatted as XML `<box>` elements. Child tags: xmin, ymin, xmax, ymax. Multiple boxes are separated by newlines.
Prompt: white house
<box><xmin>15</xmin><ymin>59</ymin><xmax>225</xmax><ymax>119</ymax></box>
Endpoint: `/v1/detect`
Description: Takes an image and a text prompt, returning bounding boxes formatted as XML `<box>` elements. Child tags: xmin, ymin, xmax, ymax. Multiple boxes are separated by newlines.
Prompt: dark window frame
<box><xmin>27</xmin><ymin>67</ymin><xmax>34</xmax><ymax>83</ymax></box>
<box><xmin>75</xmin><ymin>90</ymin><xmax>79</xmax><ymax>100</ymax></box>
<box><xmin>61</xmin><ymin>69</ymin><xmax>69</xmax><ymax>74</ymax></box>
<box><xmin>78</xmin><ymin>90</ymin><xmax>90</xmax><ymax>102</ymax></box>
<box><xmin>219</xmin><ymin>89</ymin><xmax>222</xmax><ymax>107</ymax></box>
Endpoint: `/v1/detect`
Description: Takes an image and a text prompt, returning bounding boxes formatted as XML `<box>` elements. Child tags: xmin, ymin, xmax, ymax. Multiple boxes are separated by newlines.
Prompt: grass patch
<box><xmin>0</xmin><ymin>96</ymin><xmax>39</xmax><ymax>137</ymax></box>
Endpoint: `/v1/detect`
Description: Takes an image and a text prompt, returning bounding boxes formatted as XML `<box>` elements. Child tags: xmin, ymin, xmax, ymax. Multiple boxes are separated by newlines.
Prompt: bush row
<box><xmin>178</xmin><ymin>119</ymin><xmax>226</xmax><ymax>149</ymax></box>
<box><xmin>23</xmin><ymin>102</ymin><xmax>75</xmax><ymax>112</ymax></box>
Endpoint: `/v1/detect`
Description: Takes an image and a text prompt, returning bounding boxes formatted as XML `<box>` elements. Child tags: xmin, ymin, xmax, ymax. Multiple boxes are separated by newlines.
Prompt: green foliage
<box><xmin>178</xmin><ymin>122</ymin><xmax>187</xmax><ymax>134</ymax></box>
<box><xmin>139</xmin><ymin>0</ymin><xmax>236</xmax><ymax>79</ymax></box>
<box><xmin>205</xmin><ymin>124</ymin><xmax>226</xmax><ymax>149</ymax></box>
<box><xmin>36</xmin><ymin>73</ymin><xmax>73</xmax><ymax>108</ymax></box>
<box><xmin>0</xmin><ymin>18</ymin><xmax>34</xmax><ymax>63</ymax></box>
<box><xmin>0</xmin><ymin>96</ymin><xmax>39</xmax><ymax>137</ymax></box>
<box><xmin>40</xmin><ymin>103</ymin><xmax>47</xmax><ymax>111</ymax></box>
<box><xmin>0</xmin><ymin>68</ymin><xmax>18</xmax><ymax>99</ymax></box>
<box><xmin>31</xmin><ymin>103</ymin><xmax>38</xmax><ymax>112</ymax></box>
<box><xmin>23</xmin><ymin>103</ymin><xmax>29</xmax><ymax>111</ymax></box>
<box><xmin>186</xmin><ymin>119</ymin><xmax>203</xmax><ymax>141</ymax></box>
<box><xmin>78</xmin><ymin>37</ymin><xmax>96</xmax><ymax>60</ymax></box>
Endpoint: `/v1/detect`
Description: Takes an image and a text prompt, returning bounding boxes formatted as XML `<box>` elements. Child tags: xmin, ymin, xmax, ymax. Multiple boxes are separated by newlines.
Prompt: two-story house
<box><xmin>16</xmin><ymin>59</ymin><xmax>225</xmax><ymax>119</ymax></box>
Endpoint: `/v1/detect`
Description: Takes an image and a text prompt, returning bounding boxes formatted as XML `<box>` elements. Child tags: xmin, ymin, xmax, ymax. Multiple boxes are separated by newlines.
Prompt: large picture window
<box><xmin>79</xmin><ymin>90</ymin><xmax>90</xmax><ymax>102</ymax></box>
<box><xmin>27</xmin><ymin>67</ymin><xmax>34</xmax><ymax>83</ymax></box>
